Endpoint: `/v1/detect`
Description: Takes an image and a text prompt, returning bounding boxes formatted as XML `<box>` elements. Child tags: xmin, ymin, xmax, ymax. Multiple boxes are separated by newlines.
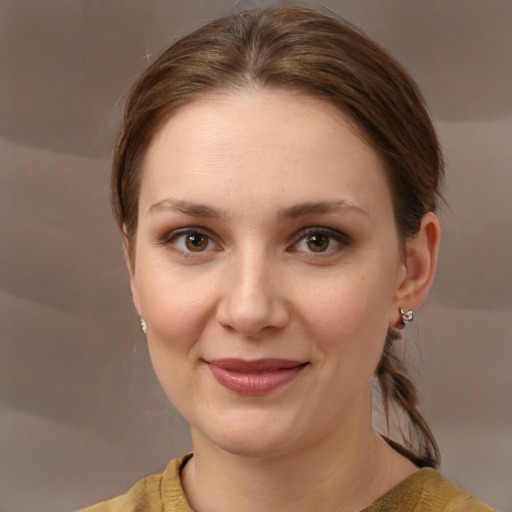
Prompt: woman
<box><xmin>82</xmin><ymin>7</ymin><xmax>493</xmax><ymax>511</ymax></box>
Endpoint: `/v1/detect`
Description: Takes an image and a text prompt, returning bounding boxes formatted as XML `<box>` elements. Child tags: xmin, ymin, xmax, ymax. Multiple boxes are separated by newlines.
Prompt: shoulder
<box><xmin>79</xmin><ymin>454</ymin><xmax>193</xmax><ymax>512</ymax></box>
<box><xmin>79</xmin><ymin>472</ymin><xmax>165</xmax><ymax>512</ymax></box>
<box><xmin>366</xmin><ymin>468</ymin><xmax>495</xmax><ymax>512</ymax></box>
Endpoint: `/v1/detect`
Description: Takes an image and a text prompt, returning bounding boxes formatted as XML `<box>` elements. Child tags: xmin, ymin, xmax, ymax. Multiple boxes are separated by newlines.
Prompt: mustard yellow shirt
<box><xmin>81</xmin><ymin>454</ymin><xmax>494</xmax><ymax>512</ymax></box>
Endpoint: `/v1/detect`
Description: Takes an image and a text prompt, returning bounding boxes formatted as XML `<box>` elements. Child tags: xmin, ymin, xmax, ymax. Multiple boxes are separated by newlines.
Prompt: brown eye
<box><xmin>306</xmin><ymin>233</ymin><xmax>330</xmax><ymax>252</ymax></box>
<box><xmin>290</xmin><ymin>228</ymin><xmax>348</xmax><ymax>256</ymax></box>
<box><xmin>185</xmin><ymin>232</ymin><xmax>209</xmax><ymax>252</ymax></box>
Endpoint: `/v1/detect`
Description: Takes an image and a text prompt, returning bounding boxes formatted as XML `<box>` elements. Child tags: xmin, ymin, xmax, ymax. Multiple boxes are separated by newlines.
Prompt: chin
<box><xmin>214</xmin><ymin>434</ymin><xmax>295</xmax><ymax>459</ymax></box>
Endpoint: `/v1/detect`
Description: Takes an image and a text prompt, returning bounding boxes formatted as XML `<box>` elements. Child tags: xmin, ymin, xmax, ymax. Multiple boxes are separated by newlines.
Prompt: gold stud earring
<box><xmin>400</xmin><ymin>308</ymin><xmax>414</xmax><ymax>325</ymax></box>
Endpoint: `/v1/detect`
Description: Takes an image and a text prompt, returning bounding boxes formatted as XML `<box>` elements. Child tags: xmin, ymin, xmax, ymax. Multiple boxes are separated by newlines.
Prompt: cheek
<box><xmin>301</xmin><ymin>271</ymin><xmax>392</xmax><ymax>333</ymax></box>
<box><xmin>298</xmin><ymin>270</ymin><xmax>392</xmax><ymax>372</ymax></box>
<box><xmin>138</xmin><ymin>270</ymin><xmax>217</xmax><ymax>410</ymax></box>
<box><xmin>136</xmin><ymin>264</ymin><xmax>218</xmax><ymax>353</ymax></box>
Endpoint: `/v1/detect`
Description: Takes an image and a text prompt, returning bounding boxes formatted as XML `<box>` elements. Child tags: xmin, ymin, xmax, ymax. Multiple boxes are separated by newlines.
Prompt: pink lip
<box><xmin>205</xmin><ymin>358</ymin><xmax>308</xmax><ymax>395</ymax></box>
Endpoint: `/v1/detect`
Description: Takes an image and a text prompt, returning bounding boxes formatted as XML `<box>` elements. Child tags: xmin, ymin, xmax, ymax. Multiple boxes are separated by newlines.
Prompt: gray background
<box><xmin>1</xmin><ymin>1</ymin><xmax>510</xmax><ymax>511</ymax></box>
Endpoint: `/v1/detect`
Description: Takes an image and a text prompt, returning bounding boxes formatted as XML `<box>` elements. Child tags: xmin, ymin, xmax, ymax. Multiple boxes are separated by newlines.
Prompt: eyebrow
<box><xmin>279</xmin><ymin>200</ymin><xmax>370</xmax><ymax>220</ymax></box>
<box><xmin>148</xmin><ymin>198</ymin><xmax>369</xmax><ymax>220</ymax></box>
<box><xmin>148</xmin><ymin>198</ymin><xmax>223</xmax><ymax>219</ymax></box>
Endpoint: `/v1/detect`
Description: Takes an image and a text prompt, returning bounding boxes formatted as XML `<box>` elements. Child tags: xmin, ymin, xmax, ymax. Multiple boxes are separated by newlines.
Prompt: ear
<box><xmin>122</xmin><ymin>233</ymin><xmax>142</xmax><ymax>314</ymax></box>
<box><xmin>390</xmin><ymin>212</ymin><xmax>441</xmax><ymax>328</ymax></box>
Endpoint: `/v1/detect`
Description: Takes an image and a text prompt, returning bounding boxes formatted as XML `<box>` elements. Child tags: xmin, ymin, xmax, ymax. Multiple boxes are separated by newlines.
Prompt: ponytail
<box><xmin>376</xmin><ymin>330</ymin><xmax>440</xmax><ymax>468</ymax></box>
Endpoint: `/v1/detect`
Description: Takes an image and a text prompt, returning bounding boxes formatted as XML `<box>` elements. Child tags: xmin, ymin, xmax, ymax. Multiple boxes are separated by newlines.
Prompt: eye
<box><xmin>305</xmin><ymin>233</ymin><xmax>330</xmax><ymax>252</ymax></box>
<box><xmin>165</xmin><ymin>229</ymin><xmax>218</xmax><ymax>254</ymax></box>
<box><xmin>183</xmin><ymin>232</ymin><xmax>210</xmax><ymax>252</ymax></box>
<box><xmin>290</xmin><ymin>228</ymin><xmax>350</xmax><ymax>255</ymax></box>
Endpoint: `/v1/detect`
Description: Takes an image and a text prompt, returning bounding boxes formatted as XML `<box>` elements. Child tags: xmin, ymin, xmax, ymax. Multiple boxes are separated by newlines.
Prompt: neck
<box><xmin>181</xmin><ymin>412</ymin><xmax>417</xmax><ymax>512</ymax></box>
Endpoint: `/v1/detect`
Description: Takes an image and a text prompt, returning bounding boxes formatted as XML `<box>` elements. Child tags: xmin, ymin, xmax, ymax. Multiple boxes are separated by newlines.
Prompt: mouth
<box><xmin>205</xmin><ymin>358</ymin><xmax>309</xmax><ymax>395</ymax></box>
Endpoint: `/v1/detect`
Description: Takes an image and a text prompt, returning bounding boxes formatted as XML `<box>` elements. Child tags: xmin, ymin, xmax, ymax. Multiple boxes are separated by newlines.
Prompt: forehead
<box><xmin>141</xmin><ymin>89</ymin><xmax>392</xmax><ymax>218</ymax></box>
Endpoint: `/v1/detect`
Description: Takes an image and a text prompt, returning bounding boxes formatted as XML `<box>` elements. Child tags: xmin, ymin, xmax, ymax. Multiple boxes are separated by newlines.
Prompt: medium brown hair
<box><xmin>112</xmin><ymin>7</ymin><xmax>443</xmax><ymax>467</ymax></box>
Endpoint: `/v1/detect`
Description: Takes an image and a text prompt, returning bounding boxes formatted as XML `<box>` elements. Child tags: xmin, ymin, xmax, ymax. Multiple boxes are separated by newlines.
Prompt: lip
<box><xmin>205</xmin><ymin>358</ymin><xmax>309</xmax><ymax>396</ymax></box>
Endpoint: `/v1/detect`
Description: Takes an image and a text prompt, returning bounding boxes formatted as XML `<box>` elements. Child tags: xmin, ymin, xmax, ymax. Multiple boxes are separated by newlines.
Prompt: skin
<box><xmin>128</xmin><ymin>90</ymin><xmax>441</xmax><ymax>512</ymax></box>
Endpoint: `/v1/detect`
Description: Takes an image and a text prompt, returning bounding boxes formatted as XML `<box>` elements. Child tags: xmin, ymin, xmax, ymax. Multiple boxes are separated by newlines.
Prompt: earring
<box><xmin>139</xmin><ymin>315</ymin><xmax>147</xmax><ymax>334</ymax></box>
<box><xmin>400</xmin><ymin>308</ymin><xmax>414</xmax><ymax>325</ymax></box>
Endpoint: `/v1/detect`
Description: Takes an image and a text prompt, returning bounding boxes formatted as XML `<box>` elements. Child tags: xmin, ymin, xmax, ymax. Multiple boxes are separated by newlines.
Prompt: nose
<box><xmin>216</xmin><ymin>251</ymin><xmax>290</xmax><ymax>338</ymax></box>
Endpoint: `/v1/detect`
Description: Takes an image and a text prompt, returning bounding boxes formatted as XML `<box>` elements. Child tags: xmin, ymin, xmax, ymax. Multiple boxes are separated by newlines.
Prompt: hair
<box><xmin>112</xmin><ymin>7</ymin><xmax>443</xmax><ymax>468</ymax></box>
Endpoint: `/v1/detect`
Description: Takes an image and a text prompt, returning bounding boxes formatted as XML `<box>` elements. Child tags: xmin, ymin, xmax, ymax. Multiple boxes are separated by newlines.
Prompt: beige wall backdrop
<box><xmin>1</xmin><ymin>1</ymin><xmax>510</xmax><ymax>511</ymax></box>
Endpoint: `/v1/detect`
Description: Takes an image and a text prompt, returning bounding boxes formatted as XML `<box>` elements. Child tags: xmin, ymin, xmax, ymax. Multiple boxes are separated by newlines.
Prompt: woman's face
<box><xmin>131</xmin><ymin>90</ymin><xmax>407</xmax><ymax>457</ymax></box>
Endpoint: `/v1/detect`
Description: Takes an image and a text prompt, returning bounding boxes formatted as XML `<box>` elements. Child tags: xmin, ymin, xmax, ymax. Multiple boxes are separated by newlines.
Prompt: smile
<box><xmin>205</xmin><ymin>358</ymin><xmax>309</xmax><ymax>395</ymax></box>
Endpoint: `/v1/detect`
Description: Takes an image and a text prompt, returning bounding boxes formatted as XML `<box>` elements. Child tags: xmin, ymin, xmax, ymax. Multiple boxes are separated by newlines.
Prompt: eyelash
<box><xmin>159</xmin><ymin>227</ymin><xmax>221</xmax><ymax>258</ymax></box>
<box><xmin>158</xmin><ymin>226</ymin><xmax>351</xmax><ymax>258</ymax></box>
<box><xmin>288</xmin><ymin>227</ymin><xmax>351</xmax><ymax>257</ymax></box>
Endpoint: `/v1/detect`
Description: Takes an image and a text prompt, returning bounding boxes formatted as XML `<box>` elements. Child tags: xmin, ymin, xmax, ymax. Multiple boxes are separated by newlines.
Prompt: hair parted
<box><xmin>112</xmin><ymin>6</ymin><xmax>443</xmax><ymax>468</ymax></box>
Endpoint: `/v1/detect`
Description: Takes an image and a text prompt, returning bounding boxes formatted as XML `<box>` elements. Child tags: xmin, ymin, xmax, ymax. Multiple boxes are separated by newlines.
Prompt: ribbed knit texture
<box><xmin>363</xmin><ymin>467</ymin><xmax>494</xmax><ymax>512</ymax></box>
